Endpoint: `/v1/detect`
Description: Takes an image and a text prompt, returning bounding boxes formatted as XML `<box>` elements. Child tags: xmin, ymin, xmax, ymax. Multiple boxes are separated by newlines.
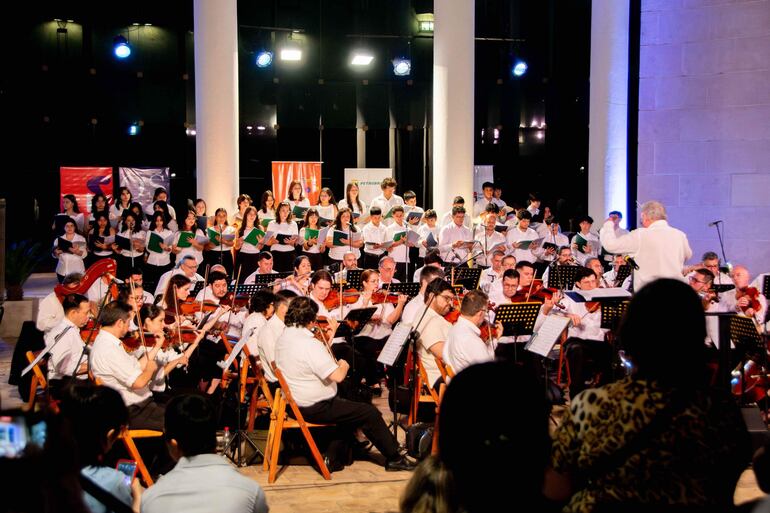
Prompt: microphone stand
<box><xmin>71</xmin><ymin>275</ymin><xmax>116</xmax><ymax>379</ymax></box>
<box><xmin>712</xmin><ymin>221</ymin><xmax>729</xmax><ymax>274</ymax></box>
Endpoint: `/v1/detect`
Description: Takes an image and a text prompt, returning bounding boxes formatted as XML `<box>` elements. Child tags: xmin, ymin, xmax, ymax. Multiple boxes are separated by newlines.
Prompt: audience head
<box><xmin>250</xmin><ymin>289</ymin><xmax>277</xmax><ymax>315</ymax></box>
<box><xmin>164</xmin><ymin>394</ymin><xmax>218</xmax><ymax>460</ymax></box>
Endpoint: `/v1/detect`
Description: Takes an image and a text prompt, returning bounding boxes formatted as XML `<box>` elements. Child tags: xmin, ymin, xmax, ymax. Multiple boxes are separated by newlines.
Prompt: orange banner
<box><xmin>271</xmin><ymin>161</ymin><xmax>322</xmax><ymax>206</ymax></box>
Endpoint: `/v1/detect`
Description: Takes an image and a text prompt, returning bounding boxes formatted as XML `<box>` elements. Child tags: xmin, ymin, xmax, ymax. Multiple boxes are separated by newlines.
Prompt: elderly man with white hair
<box><xmin>599</xmin><ymin>200</ymin><xmax>692</xmax><ymax>291</ymax></box>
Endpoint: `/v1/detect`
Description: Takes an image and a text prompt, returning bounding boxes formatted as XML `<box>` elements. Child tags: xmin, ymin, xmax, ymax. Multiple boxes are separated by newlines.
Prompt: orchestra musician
<box><xmin>44</xmin><ymin>294</ymin><xmax>91</xmax><ymax>397</ymax></box>
<box><xmin>402</xmin><ymin>266</ymin><xmax>446</xmax><ymax>325</ymax></box>
<box><xmin>442</xmin><ymin>289</ymin><xmax>503</xmax><ymax>374</ymax></box>
<box><xmin>255</xmin><ymin>290</ymin><xmax>297</xmax><ymax>389</ymax></box>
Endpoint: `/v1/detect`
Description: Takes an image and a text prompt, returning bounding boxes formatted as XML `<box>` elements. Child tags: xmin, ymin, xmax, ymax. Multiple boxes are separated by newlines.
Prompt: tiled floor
<box><xmin>1</xmin><ymin>273</ymin><xmax>766</xmax><ymax>512</ymax></box>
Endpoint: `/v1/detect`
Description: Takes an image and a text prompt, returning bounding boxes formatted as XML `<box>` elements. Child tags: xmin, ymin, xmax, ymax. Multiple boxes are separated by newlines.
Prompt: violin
<box><xmin>585</xmin><ymin>301</ymin><xmax>601</xmax><ymax>314</ymax></box>
<box><xmin>80</xmin><ymin>319</ymin><xmax>99</xmax><ymax>343</ymax></box>
<box><xmin>509</xmin><ymin>279</ymin><xmax>545</xmax><ymax>303</ymax></box>
<box><xmin>323</xmin><ymin>288</ymin><xmax>362</xmax><ymax>310</ymax></box>
<box><xmin>56</xmin><ymin>258</ymin><xmax>118</xmax><ymax>302</ymax></box>
<box><xmin>219</xmin><ymin>291</ymin><xmax>250</xmax><ymax>310</ymax></box>
<box><xmin>312</xmin><ymin>317</ymin><xmax>339</xmax><ymax>361</ymax></box>
<box><xmin>121</xmin><ymin>331</ymin><xmax>157</xmax><ymax>352</ymax></box>
<box><xmin>371</xmin><ymin>289</ymin><xmax>401</xmax><ymax>305</ymax></box>
<box><xmin>736</xmin><ymin>286</ymin><xmax>762</xmax><ymax>313</ymax></box>
<box><xmin>178</xmin><ymin>298</ymin><xmax>220</xmax><ymax>315</ymax></box>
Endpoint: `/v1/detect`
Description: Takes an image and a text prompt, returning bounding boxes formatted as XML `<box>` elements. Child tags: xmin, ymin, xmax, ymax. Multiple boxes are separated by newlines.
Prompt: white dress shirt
<box><xmin>370</xmin><ymin>193</ymin><xmax>404</xmax><ymax>227</ymax></box>
<box><xmin>414</xmin><ymin>307</ymin><xmax>451</xmax><ymax>387</ymax></box>
<box><xmin>440</xmin><ymin>211</ymin><xmax>472</xmax><ymax>230</ymax></box>
<box><xmin>599</xmin><ymin>219</ymin><xmax>692</xmax><ymax>291</ymax></box>
<box><xmin>243</xmin><ymin>269</ymin><xmax>278</xmax><ymax>285</ymax></box>
<box><xmin>473</xmin><ymin>197</ymin><xmax>496</xmax><ymax>218</ymax></box>
<box><xmin>571</xmin><ymin>231</ymin><xmax>600</xmax><ymax>265</ymax></box>
<box><xmin>44</xmin><ymin>318</ymin><xmax>86</xmax><ymax>380</ymax></box>
<box><xmin>506</xmin><ymin>227</ymin><xmax>540</xmax><ymax>264</ymax></box>
<box><xmin>438</xmin><ymin>222</ymin><xmax>473</xmax><ymax>264</ymax></box>
<box><xmin>274</xmin><ymin>326</ymin><xmax>339</xmax><ymax>407</ymax></box>
<box><xmin>442</xmin><ymin>316</ymin><xmax>496</xmax><ymax>374</ymax></box>
<box><xmin>54</xmin><ymin>234</ymin><xmax>87</xmax><ymax>276</ymax></box>
<box><xmin>401</xmin><ymin>292</ymin><xmax>426</xmax><ymax>326</ymax></box>
<box><xmin>243</xmin><ymin>312</ymin><xmax>268</xmax><ymax>355</ymax></box>
<box><xmin>37</xmin><ymin>292</ymin><xmax>65</xmax><ymax>333</ymax></box>
<box><xmin>90</xmin><ymin>330</ymin><xmax>151</xmax><ymax>406</ymax></box>
<box><xmin>362</xmin><ymin>221</ymin><xmax>389</xmax><ymax>257</ymax></box>
<box><xmin>145</xmin><ymin>229</ymin><xmax>174</xmax><ymax>266</ymax></box>
<box><xmin>417</xmin><ymin>224</ymin><xmax>440</xmax><ymax>258</ymax></box>
<box><xmin>475</xmin><ymin>229</ymin><xmax>506</xmax><ymax>266</ymax></box>
<box><xmin>534</xmin><ymin>233</ymin><xmax>570</xmax><ymax>263</ymax></box>
<box><xmin>116</xmin><ymin>229</ymin><xmax>146</xmax><ymax>259</ymax></box>
<box><xmin>386</xmin><ymin>222</ymin><xmax>410</xmax><ymax>263</ymax></box>
<box><xmin>256</xmin><ymin>315</ymin><xmax>285</xmax><ymax>383</ymax></box>
<box><xmin>562</xmin><ymin>294</ymin><xmax>607</xmax><ymax>341</ymax></box>
<box><xmin>356</xmin><ymin>302</ymin><xmax>396</xmax><ymax>340</ymax></box>
<box><xmin>480</xmin><ymin>267</ymin><xmax>502</xmax><ymax>294</ymax></box>
<box><xmin>154</xmin><ymin>269</ymin><xmax>204</xmax><ymax>298</ymax></box>
<box><xmin>266</xmin><ymin>221</ymin><xmax>299</xmax><ymax>253</ymax></box>
<box><xmin>141</xmin><ymin>454</ymin><xmax>268</xmax><ymax>513</ymax></box>
<box><xmin>175</xmin><ymin>229</ymin><xmax>205</xmax><ymax>265</ymax></box>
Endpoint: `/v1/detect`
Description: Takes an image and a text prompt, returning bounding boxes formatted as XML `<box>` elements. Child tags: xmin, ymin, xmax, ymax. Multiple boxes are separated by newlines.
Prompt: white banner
<box><xmin>473</xmin><ymin>165</ymin><xmax>494</xmax><ymax>203</ymax></box>
<box><xmin>118</xmin><ymin>167</ymin><xmax>171</xmax><ymax>213</ymax></box>
<box><xmin>343</xmin><ymin>168</ymin><xmax>393</xmax><ymax>207</ymax></box>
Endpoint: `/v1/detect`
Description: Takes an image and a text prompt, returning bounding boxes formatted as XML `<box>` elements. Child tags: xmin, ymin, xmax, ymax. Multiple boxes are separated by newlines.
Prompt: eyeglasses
<box><xmin>438</xmin><ymin>294</ymin><xmax>455</xmax><ymax>302</ymax></box>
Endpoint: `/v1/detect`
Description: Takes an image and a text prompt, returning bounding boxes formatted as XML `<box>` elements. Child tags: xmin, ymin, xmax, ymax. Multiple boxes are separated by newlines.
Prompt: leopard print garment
<box><xmin>551</xmin><ymin>377</ymin><xmax>751</xmax><ymax>513</ymax></box>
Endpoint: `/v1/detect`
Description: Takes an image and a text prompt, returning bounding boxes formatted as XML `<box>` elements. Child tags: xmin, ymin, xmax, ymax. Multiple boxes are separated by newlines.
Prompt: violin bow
<box><xmin>220</xmin><ymin>265</ymin><xmax>243</xmax><ymax>338</ymax></box>
<box><xmin>128</xmin><ymin>278</ymin><xmax>149</xmax><ymax>360</ymax></box>
<box><xmin>172</xmin><ymin>285</ymin><xmax>184</xmax><ymax>348</ymax></box>
<box><xmin>525</xmin><ymin>270</ymin><xmax>538</xmax><ymax>302</ymax></box>
<box><xmin>199</xmin><ymin>264</ymin><xmax>210</xmax><ymax>314</ymax></box>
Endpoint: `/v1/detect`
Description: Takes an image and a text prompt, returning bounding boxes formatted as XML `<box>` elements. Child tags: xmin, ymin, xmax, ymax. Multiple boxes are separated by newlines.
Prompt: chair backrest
<box><xmin>272</xmin><ymin>365</ymin><xmax>311</xmax><ymax>426</ymax></box>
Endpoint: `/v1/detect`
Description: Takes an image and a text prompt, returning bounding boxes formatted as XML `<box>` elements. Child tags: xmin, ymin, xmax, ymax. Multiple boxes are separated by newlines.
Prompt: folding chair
<box><xmin>431</xmin><ymin>383</ymin><xmax>447</xmax><ymax>456</ymax></box>
<box><xmin>24</xmin><ymin>351</ymin><xmax>48</xmax><ymax>411</ymax></box>
<box><xmin>408</xmin><ymin>358</ymin><xmax>440</xmax><ymax>425</ymax></box>
<box><xmin>263</xmin><ymin>365</ymin><xmax>332</xmax><ymax>483</ymax></box>
<box><xmin>118</xmin><ymin>428</ymin><xmax>163</xmax><ymax>486</ymax></box>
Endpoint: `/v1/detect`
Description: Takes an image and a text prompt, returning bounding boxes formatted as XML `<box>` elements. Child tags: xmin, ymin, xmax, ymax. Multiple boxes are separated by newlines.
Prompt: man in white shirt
<box><xmin>142</xmin><ymin>394</ymin><xmax>269</xmax><ymax>513</ymax></box>
<box><xmin>274</xmin><ymin>296</ymin><xmax>414</xmax><ymax>471</ymax></box>
<box><xmin>378</xmin><ymin>256</ymin><xmax>401</xmax><ymax>287</ymax></box>
<box><xmin>402</xmin><ymin>266</ymin><xmax>446</xmax><ymax>325</ymax></box>
<box><xmin>128</xmin><ymin>268</ymin><xmax>154</xmax><ymax>305</ymax></box>
<box><xmin>362</xmin><ymin>206</ymin><xmax>389</xmax><ymax>270</ymax></box>
<box><xmin>542</xmin><ymin>247</ymin><xmax>578</xmax><ymax>289</ymax></box>
<box><xmin>370</xmin><ymin>177</ymin><xmax>404</xmax><ymax>227</ymax></box>
<box><xmin>334</xmin><ymin>252</ymin><xmax>360</xmax><ymax>284</ymax></box>
<box><xmin>722</xmin><ymin>265</ymin><xmax>767</xmax><ymax>326</ymax></box>
<box><xmin>243</xmin><ymin>252</ymin><xmax>278</xmax><ymax>285</ymax></box>
<box><xmin>438</xmin><ymin>206</ymin><xmax>473</xmax><ymax>265</ymax></box>
<box><xmin>86</xmin><ymin>273</ymin><xmax>122</xmax><ymax>315</ymax></box>
<box><xmin>36</xmin><ymin>273</ymin><xmax>83</xmax><ymax>334</ymax></box>
<box><xmin>44</xmin><ymin>294</ymin><xmax>91</xmax><ymax>396</ymax></box>
<box><xmin>535</xmin><ymin>217</ymin><xmax>570</xmax><ymax>264</ymax></box>
<box><xmin>412</xmin><ymin>250</ymin><xmax>444</xmax><ymax>284</ymax></box>
<box><xmin>89</xmin><ymin>301</ymin><xmax>166</xmax><ymax>430</ymax></box>
<box><xmin>480</xmin><ymin>250</ymin><xmax>505</xmax><ymax>294</ymax></box>
<box><xmin>682</xmin><ymin>251</ymin><xmax>734</xmax><ymax>287</ymax></box>
<box><xmin>688</xmin><ymin>268</ymin><xmax>724</xmax><ymax>346</ymax></box>
<box><xmin>475</xmin><ymin>212</ymin><xmax>506</xmax><ymax>267</ymax></box>
<box><xmin>412</xmin><ymin>279</ymin><xmax>455</xmax><ymax>391</ymax></box>
<box><xmin>256</xmin><ymin>290</ymin><xmax>297</xmax><ymax>385</ymax></box>
<box><xmin>385</xmin><ymin>206</ymin><xmax>412</xmax><ymax>282</ymax></box>
<box><xmin>488</xmin><ymin>269</ymin><xmax>520</xmax><ymax>309</ymax></box>
<box><xmin>155</xmin><ymin>255</ymin><xmax>205</xmax><ymax>298</ymax></box>
<box><xmin>487</xmin><ymin>254</ymin><xmax>517</xmax><ymax>299</ymax></box>
<box><xmin>558</xmin><ymin>266</ymin><xmax>611</xmax><ymax>398</ymax></box>
<box><xmin>439</xmin><ymin>196</ymin><xmax>473</xmax><ymax>230</ymax></box>
<box><xmin>473</xmin><ymin>182</ymin><xmax>496</xmax><ymax>218</ymax></box>
<box><xmin>493</xmin><ymin>185</ymin><xmax>507</xmax><ymax>209</ymax></box>
<box><xmin>506</xmin><ymin>210</ymin><xmax>540</xmax><ymax>265</ymax></box>
<box><xmin>598</xmin><ymin>210</ymin><xmax>630</xmax><ymax>266</ymax></box>
<box><xmin>570</xmin><ymin>215</ymin><xmax>600</xmax><ymax>266</ymax></box>
<box><xmin>443</xmin><ymin>290</ymin><xmax>501</xmax><ymax>374</ymax></box>
<box><xmin>599</xmin><ymin>200</ymin><xmax>692</xmax><ymax>291</ymax></box>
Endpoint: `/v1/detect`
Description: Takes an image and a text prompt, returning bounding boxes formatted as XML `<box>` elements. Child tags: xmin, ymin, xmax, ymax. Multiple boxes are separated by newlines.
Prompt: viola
<box><xmin>56</xmin><ymin>258</ymin><xmax>118</xmax><ymax>302</ymax></box>
<box><xmin>178</xmin><ymin>299</ymin><xmax>220</xmax><ymax>315</ymax></box>
<box><xmin>371</xmin><ymin>290</ymin><xmax>400</xmax><ymax>305</ymax></box>
<box><xmin>323</xmin><ymin>289</ymin><xmax>362</xmax><ymax>310</ymax></box>
<box><xmin>121</xmin><ymin>331</ymin><xmax>156</xmax><ymax>352</ymax></box>
<box><xmin>509</xmin><ymin>279</ymin><xmax>545</xmax><ymax>303</ymax></box>
<box><xmin>219</xmin><ymin>291</ymin><xmax>250</xmax><ymax>310</ymax></box>
<box><xmin>736</xmin><ymin>286</ymin><xmax>762</xmax><ymax>313</ymax></box>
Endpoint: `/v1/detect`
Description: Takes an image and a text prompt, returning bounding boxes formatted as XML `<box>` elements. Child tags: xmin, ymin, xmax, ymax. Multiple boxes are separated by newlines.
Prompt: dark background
<box><xmin>1</xmin><ymin>0</ymin><xmax>590</xmax><ymax>255</ymax></box>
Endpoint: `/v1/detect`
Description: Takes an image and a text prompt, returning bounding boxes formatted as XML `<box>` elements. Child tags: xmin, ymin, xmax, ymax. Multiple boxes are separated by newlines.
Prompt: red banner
<box><xmin>59</xmin><ymin>167</ymin><xmax>114</xmax><ymax>216</ymax></box>
<box><xmin>271</xmin><ymin>162</ymin><xmax>323</xmax><ymax>206</ymax></box>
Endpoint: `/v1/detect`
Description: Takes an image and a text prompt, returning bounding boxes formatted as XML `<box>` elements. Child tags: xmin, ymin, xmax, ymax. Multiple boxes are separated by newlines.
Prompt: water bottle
<box><xmin>220</xmin><ymin>426</ymin><xmax>231</xmax><ymax>454</ymax></box>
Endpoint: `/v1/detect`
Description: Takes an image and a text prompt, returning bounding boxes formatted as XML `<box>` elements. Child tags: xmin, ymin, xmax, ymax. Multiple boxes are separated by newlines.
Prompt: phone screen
<box><xmin>116</xmin><ymin>460</ymin><xmax>137</xmax><ymax>485</ymax></box>
<box><xmin>0</xmin><ymin>413</ymin><xmax>47</xmax><ymax>458</ymax></box>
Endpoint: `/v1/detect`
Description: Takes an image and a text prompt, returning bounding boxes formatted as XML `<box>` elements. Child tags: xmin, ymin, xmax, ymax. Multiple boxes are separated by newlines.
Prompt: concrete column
<box><xmin>193</xmin><ymin>0</ymin><xmax>239</xmax><ymax>212</ymax></box>
<box><xmin>588</xmin><ymin>0</ymin><xmax>629</xmax><ymax>227</ymax></box>
<box><xmin>433</xmin><ymin>1</ymin><xmax>474</xmax><ymax>217</ymax></box>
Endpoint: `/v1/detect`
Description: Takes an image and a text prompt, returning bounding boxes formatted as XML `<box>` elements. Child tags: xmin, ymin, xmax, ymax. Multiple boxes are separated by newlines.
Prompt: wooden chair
<box><xmin>263</xmin><ymin>365</ymin><xmax>332</xmax><ymax>483</ymax></box>
<box><xmin>431</xmin><ymin>383</ymin><xmax>447</xmax><ymax>456</ymax></box>
<box><xmin>408</xmin><ymin>358</ymin><xmax>441</xmax><ymax>424</ymax></box>
<box><xmin>434</xmin><ymin>356</ymin><xmax>455</xmax><ymax>383</ymax></box>
<box><xmin>555</xmin><ymin>331</ymin><xmax>571</xmax><ymax>387</ymax></box>
<box><xmin>24</xmin><ymin>351</ymin><xmax>48</xmax><ymax>411</ymax></box>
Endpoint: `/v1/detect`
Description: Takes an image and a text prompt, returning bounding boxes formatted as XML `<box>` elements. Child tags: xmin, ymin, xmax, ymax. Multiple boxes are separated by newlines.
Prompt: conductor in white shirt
<box><xmin>599</xmin><ymin>200</ymin><xmax>692</xmax><ymax>291</ymax></box>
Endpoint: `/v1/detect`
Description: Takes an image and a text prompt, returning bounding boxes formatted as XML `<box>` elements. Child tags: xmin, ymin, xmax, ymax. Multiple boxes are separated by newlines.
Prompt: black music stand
<box><xmin>494</xmin><ymin>302</ymin><xmax>542</xmax><ymax>363</ymax></box>
<box><xmin>191</xmin><ymin>280</ymin><xmax>206</xmax><ymax>296</ymax></box>
<box><xmin>451</xmin><ymin>267</ymin><xmax>482</xmax><ymax>290</ymax></box>
<box><xmin>339</xmin><ymin>269</ymin><xmax>363</xmax><ymax>290</ymax></box>
<box><xmin>548</xmin><ymin>265</ymin><xmax>579</xmax><ymax>290</ymax></box>
<box><xmin>599</xmin><ymin>300</ymin><xmax>630</xmax><ymax>332</ymax></box>
<box><xmin>730</xmin><ymin>315</ymin><xmax>765</xmax><ymax>406</ymax></box>
<box><xmin>334</xmin><ymin>307</ymin><xmax>378</xmax><ymax>339</ymax></box>
<box><xmin>227</xmin><ymin>283</ymin><xmax>266</xmax><ymax>295</ymax></box>
<box><xmin>387</xmin><ymin>282</ymin><xmax>421</xmax><ymax>299</ymax></box>
<box><xmin>614</xmin><ymin>265</ymin><xmax>632</xmax><ymax>287</ymax></box>
<box><xmin>251</xmin><ymin>272</ymin><xmax>291</xmax><ymax>286</ymax></box>
<box><xmin>713</xmin><ymin>284</ymin><xmax>736</xmax><ymax>294</ymax></box>
<box><xmin>763</xmin><ymin>275</ymin><xmax>770</xmax><ymax>300</ymax></box>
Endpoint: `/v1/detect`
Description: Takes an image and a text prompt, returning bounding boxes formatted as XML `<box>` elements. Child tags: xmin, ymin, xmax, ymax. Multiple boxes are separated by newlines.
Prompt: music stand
<box><xmin>713</xmin><ymin>284</ymin><xmax>736</xmax><ymax>294</ymax></box>
<box><xmin>599</xmin><ymin>300</ymin><xmax>631</xmax><ymax>333</ymax></box>
<box><xmin>334</xmin><ymin>307</ymin><xmax>378</xmax><ymax>338</ymax></box>
<box><xmin>762</xmin><ymin>275</ymin><xmax>770</xmax><ymax>300</ymax></box>
<box><xmin>730</xmin><ymin>315</ymin><xmax>765</xmax><ymax>406</ymax></box>
<box><xmin>452</xmin><ymin>267</ymin><xmax>482</xmax><ymax>290</ymax></box>
<box><xmin>227</xmin><ymin>283</ymin><xmax>266</xmax><ymax>295</ymax></box>
<box><xmin>251</xmin><ymin>272</ymin><xmax>291</xmax><ymax>287</ymax></box>
<box><xmin>548</xmin><ymin>265</ymin><xmax>579</xmax><ymax>290</ymax></box>
<box><xmin>494</xmin><ymin>302</ymin><xmax>542</xmax><ymax>363</ymax></box>
<box><xmin>614</xmin><ymin>265</ymin><xmax>632</xmax><ymax>286</ymax></box>
<box><xmin>340</xmin><ymin>269</ymin><xmax>363</xmax><ymax>290</ymax></box>
<box><xmin>387</xmin><ymin>282</ymin><xmax>421</xmax><ymax>299</ymax></box>
<box><xmin>191</xmin><ymin>281</ymin><xmax>205</xmax><ymax>296</ymax></box>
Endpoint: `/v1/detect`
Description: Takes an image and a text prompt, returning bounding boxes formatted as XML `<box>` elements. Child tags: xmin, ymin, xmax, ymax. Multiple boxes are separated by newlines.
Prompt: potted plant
<box><xmin>5</xmin><ymin>240</ymin><xmax>46</xmax><ymax>300</ymax></box>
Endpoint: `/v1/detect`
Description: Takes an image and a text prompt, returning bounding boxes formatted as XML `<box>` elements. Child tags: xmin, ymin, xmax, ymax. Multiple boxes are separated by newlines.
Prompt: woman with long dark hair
<box><xmin>234</xmin><ymin>206</ymin><xmax>263</xmax><ymax>281</ymax></box>
<box><xmin>203</xmin><ymin>207</ymin><xmax>236</xmax><ymax>277</ymax></box>
<box><xmin>265</xmin><ymin>201</ymin><xmax>298</xmax><ymax>272</ymax></box>
<box><xmin>86</xmin><ymin>211</ymin><xmax>115</xmax><ymax>267</ymax></box>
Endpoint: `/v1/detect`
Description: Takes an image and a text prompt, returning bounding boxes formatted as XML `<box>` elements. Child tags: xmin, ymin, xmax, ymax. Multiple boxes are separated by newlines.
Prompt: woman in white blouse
<box><xmin>53</xmin><ymin>218</ymin><xmax>87</xmax><ymax>283</ymax></box>
<box><xmin>172</xmin><ymin>209</ymin><xmax>206</xmax><ymax>272</ymax></box>
<box><xmin>326</xmin><ymin>208</ymin><xmax>363</xmax><ymax>267</ymax></box>
<box><xmin>257</xmin><ymin>190</ymin><xmax>276</xmax><ymax>228</ymax></box>
<box><xmin>204</xmin><ymin>208</ymin><xmax>236</xmax><ymax>277</ymax></box>
<box><xmin>297</xmin><ymin>208</ymin><xmax>326</xmax><ymax>271</ymax></box>
<box><xmin>144</xmin><ymin>211</ymin><xmax>175</xmax><ymax>294</ymax></box>
<box><xmin>110</xmin><ymin>186</ymin><xmax>133</xmax><ymax>228</ymax></box>
<box><xmin>286</xmin><ymin>180</ymin><xmax>311</xmax><ymax>212</ymax></box>
<box><xmin>231</xmin><ymin>193</ymin><xmax>253</xmax><ymax>231</ymax></box>
<box><xmin>338</xmin><ymin>181</ymin><xmax>368</xmax><ymax>227</ymax></box>
<box><xmin>234</xmin><ymin>206</ymin><xmax>263</xmax><ymax>281</ymax></box>
<box><xmin>54</xmin><ymin>194</ymin><xmax>85</xmax><ymax>235</ymax></box>
<box><xmin>316</xmin><ymin>187</ymin><xmax>338</xmax><ymax>226</ymax></box>
<box><xmin>266</xmin><ymin>201</ymin><xmax>299</xmax><ymax>272</ymax></box>
<box><xmin>111</xmin><ymin>211</ymin><xmax>145</xmax><ymax>279</ymax></box>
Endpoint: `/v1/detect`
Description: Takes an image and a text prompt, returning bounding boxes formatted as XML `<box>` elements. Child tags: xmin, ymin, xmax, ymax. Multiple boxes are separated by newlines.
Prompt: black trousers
<box><xmin>407</xmin><ymin>248</ymin><xmax>420</xmax><ymax>282</ymax></box>
<box><xmin>564</xmin><ymin>337</ymin><xmax>613</xmax><ymax>398</ymax></box>
<box><xmin>353</xmin><ymin>335</ymin><xmax>387</xmax><ymax>386</ymax></box>
<box><xmin>143</xmin><ymin>262</ymin><xmax>172</xmax><ymax>296</ymax></box>
<box><xmin>128</xmin><ymin>398</ymin><xmax>166</xmax><ymax>431</ymax></box>
<box><xmin>299</xmin><ymin>396</ymin><xmax>400</xmax><ymax>461</ymax></box>
<box><xmin>303</xmin><ymin>251</ymin><xmax>324</xmax><ymax>272</ymax></box>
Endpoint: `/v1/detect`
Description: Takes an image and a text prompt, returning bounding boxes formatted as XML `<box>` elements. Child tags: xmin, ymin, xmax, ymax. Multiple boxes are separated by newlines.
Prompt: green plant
<box><xmin>5</xmin><ymin>240</ymin><xmax>46</xmax><ymax>299</ymax></box>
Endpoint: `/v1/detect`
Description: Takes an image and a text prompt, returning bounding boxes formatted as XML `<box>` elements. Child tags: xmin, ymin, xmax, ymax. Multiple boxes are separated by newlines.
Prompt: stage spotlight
<box><xmin>351</xmin><ymin>52</ymin><xmax>374</xmax><ymax>66</ymax></box>
<box><xmin>512</xmin><ymin>60</ymin><xmax>528</xmax><ymax>77</ymax></box>
<box><xmin>392</xmin><ymin>58</ymin><xmax>411</xmax><ymax>76</ymax></box>
<box><xmin>256</xmin><ymin>51</ymin><xmax>273</xmax><ymax>68</ymax></box>
<box><xmin>280</xmin><ymin>48</ymin><xmax>302</xmax><ymax>61</ymax></box>
<box><xmin>114</xmin><ymin>35</ymin><xmax>131</xmax><ymax>59</ymax></box>
<box><xmin>128</xmin><ymin>123</ymin><xmax>139</xmax><ymax>136</ymax></box>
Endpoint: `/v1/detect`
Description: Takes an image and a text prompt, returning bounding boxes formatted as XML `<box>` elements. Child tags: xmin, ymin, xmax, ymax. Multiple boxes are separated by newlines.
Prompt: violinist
<box><xmin>557</xmin><ymin>266</ymin><xmax>612</xmax><ymax>398</ymax></box>
<box><xmin>542</xmin><ymin>246</ymin><xmax>577</xmax><ymax>289</ymax></box>
<box><xmin>487</xmin><ymin>254</ymin><xmax>517</xmax><ymax>299</ymax></box>
<box><xmin>241</xmin><ymin>290</ymin><xmax>277</xmax><ymax>355</ymax></box>
<box><xmin>44</xmin><ymin>294</ymin><xmax>91</xmax><ymax>397</ymax></box>
<box><xmin>89</xmin><ymin>301</ymin><xmax>166</xmax><ymax>431</ymax></box>
<box><xmin>37</xmin><ymin>272</ymin><xmax>83</xmax><ymax>334</ymax></box>
<box><xmin>194</xmin><ymin>270</ymin><xmax>247</xmax><ymax>339</ymax></box>
<box><xmin>274</xmin><ymin>296</ymin><xmax>415</xmax><ymax>471</ymax></box>
<box><xmin>128</xmin><ymin>267</ymin><xmax>156</xmax><ymax>306</ymax></box>
<box><xmin>514</xmin><ymin>261</ymin><xmax>536</xmax><ymax>292</ymax></box>
<box><xmin>86</xmin><ymin>270</ymin><xmax>121</xmax><ymax>316</ymax></box>
<box><xmin>443</xmin><ymin>290</ymin><xmax>503</xmax><ymax>375</ymax></box>
<box><xmin>683</xmin><ymin>251</ymin><xmax>733</xmax><ymax>287</ymax></box>
<box><xmin>255</xmin><ymin>290</ymin><xmax>297</xmax><ymax>388</ymax></box>
<box><xmin>723</xmin><ymin>265</ymin><xmax>766</xmax><ymax>325</ymax></box>
<box><xmin>334</xmin><ymin>251</ymin><xmax>360</xmax><ymax>284</ymax></box>
<box><xmin>281</xmin><ymin>255</ymin><xmax>312</xmax><ymax>295</ymax></box>
<box><xmin>488</xmin><ymin>269</ymin><xmax>520</xmax><ymax>309</ymax></box>
<box><xmin>244</xmin><ymin>251</ymin><xmax>278</xmax><ymax>285</ymax></box>
<box><xmin>154</xmin><ymin>255</ymin><xmax>205</xmax><ymax>299</ymax></box>
<box><xmin>353</xmin><ymin>269</ymin><xmax>408</xmax><ymax>393</ymax></box>
<box><xmin>688</xmin><ymin>269</ymin><xmax>722</xmax><ymax>346</ymax></box>
<box><xmin>402</xmin><ymin>266</ymin><xmax>446</xmax><ymax>325</ymax></box>
<box><xmin>160</xmin><ymin>273</ymin><xmax>193</xmax><ymax>312</ymax></box>
<box><xmin>378</xmin><ymin>255</ymin><xmax>401</xmax><ymax>287</ymax></box>
<box><xmin>603</xmin><ymin>254</ymin><xmax>632</xmax><ymax>291</ymax></box>
<box><xmin>412</xmin><ymin>278</ymin><xmax>456</xmax><ymax>392</ymax></box>
<box><xmin>585</xmin><ymin>257</ymin><xmax>609</xmax><ymax>288</ymax></box>
<box><xmin>307</xmin><ymin>270</ymin><xmax>360</xmax><ymax>370</ymax></box>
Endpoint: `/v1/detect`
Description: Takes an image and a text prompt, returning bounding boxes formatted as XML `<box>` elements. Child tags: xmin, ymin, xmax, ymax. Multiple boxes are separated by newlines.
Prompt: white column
<box><xmin>193</xmin><ymin>0</ymin><xmax>239</xmax><ymax>212</ymax></box>
<box><xmin>588</xmin><ymin>0</ymin><xmax>629</xmax><ymax>227</ymax></box>
<box><xmin>433</xmin><ymin>1</ymin><xmax>474</xmax><ymax>218</ymax></box>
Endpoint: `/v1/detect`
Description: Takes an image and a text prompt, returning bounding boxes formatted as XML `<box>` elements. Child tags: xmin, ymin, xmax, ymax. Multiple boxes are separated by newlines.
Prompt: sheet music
<box><xmin>526</xmin><ymin>315</ymin><xmax>571</xmax><ymax>357</ymax></box>
<box><xmin>572</xmin><ymin>287</ymin><xmax>632</xmax><ymax>300</ymax></box>
<box><xmin>378</xmin><ymin>322</ymin><xmax>412</xmax><ymax>366</ymax></box>
<box><xmin>406</xmin><ymin>230</ymin><xmax>421</xmax><ymax>245</ymax></box>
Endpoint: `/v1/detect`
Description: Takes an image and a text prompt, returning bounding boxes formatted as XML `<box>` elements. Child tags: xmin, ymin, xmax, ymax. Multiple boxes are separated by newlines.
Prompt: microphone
<box><xmin>708</xmin><ymin>220</ymin><xmax>723</xmax><ymax>227</ymax></box>
<box><xmin>623</xmin><ymin>255</ymin><xmax>640</xmax><ymax>270</ymax></box>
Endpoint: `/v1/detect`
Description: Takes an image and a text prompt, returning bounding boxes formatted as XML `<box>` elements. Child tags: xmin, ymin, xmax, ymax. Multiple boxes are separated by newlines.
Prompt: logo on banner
<box><xmin>60</xmin><ymin>167</ymin><xmax>114</xmax><ymax>215</ymax></box>
<box><xmin>118</xmin><ymin>167</ymin><xmax>171</xmax><ymax>212</ymax></box>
